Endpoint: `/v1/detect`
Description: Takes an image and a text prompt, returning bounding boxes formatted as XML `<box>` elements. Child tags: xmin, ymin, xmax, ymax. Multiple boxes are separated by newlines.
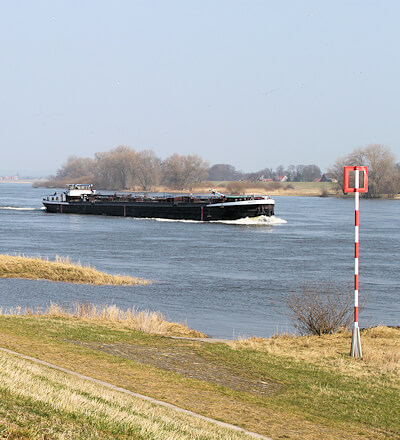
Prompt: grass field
<box><xmin>0</xmin><ymin>254</ymin><xmax>149</xmax><ymax>285</ymax></box>
<box><xmin>192</xmin><ymin>181</ymin><xmax>338</xmax><ymax>197</ymax></box>
<box><xmin>0</xmin><ymin>349</ymin><xmax>253</xmax><ymax>440</ymax></box>
<box><xmin>0</xmin><ymin>314</ymin><xmax>398</xmax><ymax>440</ymax></box>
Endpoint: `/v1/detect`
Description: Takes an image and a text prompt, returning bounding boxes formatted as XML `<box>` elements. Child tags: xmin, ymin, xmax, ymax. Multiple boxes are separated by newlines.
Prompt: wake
<box><xmin>142</xmin><ymin>215</ymin><xmax>287</xmax><ymax>226</ymax></box>
<box><xmin>0</xmin><ymin>206</ymin><xmax>42</xmax><ymax>211</ymax></box>
<box><xmin>213</xmin><ymin>215</ymin><xmax>287</xmax><ymax>226</ymax></box>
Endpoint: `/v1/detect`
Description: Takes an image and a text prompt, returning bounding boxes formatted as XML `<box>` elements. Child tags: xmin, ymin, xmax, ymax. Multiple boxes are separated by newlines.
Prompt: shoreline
<box><xmin>0</xmin><ymin>254</ymin><xmax>149</xmax><ymax>286</ymax></box>
<box><xmin>0</xmin><ymin>179</ymin><xmax>38</xmax><ymax>184</ymax></box>
<box><xmin>29</xmin><ymin>180</ymin><xmax>338</xmax><ymax>198</ymax></box>
<box><xmin>2</xmin><ymin>180</ymin><xmax>400</xmax><ymax>199</ymax></box>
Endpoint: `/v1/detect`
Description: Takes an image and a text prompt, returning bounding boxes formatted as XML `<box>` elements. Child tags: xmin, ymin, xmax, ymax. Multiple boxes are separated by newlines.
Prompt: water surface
<box><xmin>0</xmin><ymin>183</ymin><xmax>398</xmax><ymax>338</ymax></box>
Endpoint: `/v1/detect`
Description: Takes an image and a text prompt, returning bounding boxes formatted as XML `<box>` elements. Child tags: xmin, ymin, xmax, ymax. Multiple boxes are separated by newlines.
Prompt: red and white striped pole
<box><xmin>351</xmin><ymin>169</ymin><xmax>362</xmax><ymax>357</ymax></box>
<box><xmin>344</xmin><ymin>166</ymin><xmax>368</xmax><ymax>358</ymax></box>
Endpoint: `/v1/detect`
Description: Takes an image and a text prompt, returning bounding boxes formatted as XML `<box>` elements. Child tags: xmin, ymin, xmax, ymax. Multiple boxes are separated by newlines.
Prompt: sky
<box><xmin>1</xmin><ymin>0</ymin><xmax>400</xmax><ymax>176</ymax></box>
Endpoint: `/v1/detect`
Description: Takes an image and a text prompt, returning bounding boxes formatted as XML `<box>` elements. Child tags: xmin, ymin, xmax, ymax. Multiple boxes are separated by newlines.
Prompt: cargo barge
<box><xmin>43</xmin><ymin>184</ymin><xmax>275</xmax><ymax>221</ymax></box>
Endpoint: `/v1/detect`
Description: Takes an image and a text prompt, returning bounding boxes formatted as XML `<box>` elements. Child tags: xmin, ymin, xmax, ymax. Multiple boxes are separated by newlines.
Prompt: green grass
<box><xmin>0</xmin><ymin>350</ymin><xmax>252</xmax><ymax>440</ymax></box>
<box><xmin>0</xmin><ymin>315</ymin><xmax>398</xmax><ymax>440</ymax></box>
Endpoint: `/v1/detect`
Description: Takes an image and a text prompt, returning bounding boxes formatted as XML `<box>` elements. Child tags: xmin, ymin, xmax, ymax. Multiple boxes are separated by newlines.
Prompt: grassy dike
<box><xmin>0</xmin><ymin>314</ymin><xmax>398</xmax><ymax>440</ymax></box>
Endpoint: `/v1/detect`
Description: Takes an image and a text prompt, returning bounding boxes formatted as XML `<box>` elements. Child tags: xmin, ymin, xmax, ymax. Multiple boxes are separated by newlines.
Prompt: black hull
<box><xmin>43</xmin><ymin>201</ymin><xmax>274</xmax><ymax>221</ymax></box>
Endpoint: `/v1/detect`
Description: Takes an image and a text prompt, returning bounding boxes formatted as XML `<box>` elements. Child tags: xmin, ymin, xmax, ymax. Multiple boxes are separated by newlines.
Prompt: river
<box><xmin>0</xmin><ymin>183</ymin><xmax>399</xmax><ymax>338</ymax></box>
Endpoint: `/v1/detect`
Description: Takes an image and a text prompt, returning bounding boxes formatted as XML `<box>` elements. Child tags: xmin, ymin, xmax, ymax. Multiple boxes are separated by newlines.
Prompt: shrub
<box><xmin>224</xmin><ymin>181</ymin><xmax>249</xmax><ymax>194</ymax></box>
<box><xmin>284</xmin><ymin>184</ymin><xmax>295</xmax><ymax>190</ymax></box>
<box><xmin>320</xmin><ymin>188</ymin><xmax>329</xmax><ymax>197</ymax></box>
<box><xmin>265</xmin><ymin>182</ymin><xmax>282</xmax><ymax>190</ymax></box>
<box><xmin>287</xmin><ymin>283</ymin><xmax>354</xmax><ymax>335</ymax></box>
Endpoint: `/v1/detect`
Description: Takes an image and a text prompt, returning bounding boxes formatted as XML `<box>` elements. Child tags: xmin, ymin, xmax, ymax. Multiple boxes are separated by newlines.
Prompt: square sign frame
<box><xmin>344</xmin><ymin>166</ymin><xmax>369</xmax><ymax>193</ymax></box>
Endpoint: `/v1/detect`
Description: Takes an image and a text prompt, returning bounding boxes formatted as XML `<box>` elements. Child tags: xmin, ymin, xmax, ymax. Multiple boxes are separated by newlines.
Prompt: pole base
<box><xmin>350</xmin><ymin>324</ymin><xmax>362</xmax><ymax>358</ymax></box>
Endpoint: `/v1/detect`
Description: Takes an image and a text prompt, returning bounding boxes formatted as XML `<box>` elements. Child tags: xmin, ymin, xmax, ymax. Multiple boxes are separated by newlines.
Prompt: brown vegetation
<box><xmin>264</xmin><ymin>181</ymin><xmax>283</xmax><ymax>190</ymax></box>
<box><xmin>231</xmin><ymin>326</ymin><xmax>400</xmax><ymax>376</ymax></box>
<box><xmin>36</xmin><ymin>146</ymin><xmax>210</xmax><ymax>191</ymax></box>
<box><xmin>222</xmin><ymin>181</ymin><xmax>287</xmax><ymax>195</ymax></box>
<box><xmin>212</xmin><ymin>181</ymin><xmax>334</xmax><ymax>197</ymax></box>
<box><xmin>287</xmin><ymin>283</ymin><xmax>354</xmax><ymax>335</ymax></box>
<box><xmin>223</xmin><ymin>181</ymin><xmax>250</xmax><ymax>194</ymax></box>
<box><xmin>161</xmin><ymin>153</ymin><xmax>209</xmax><ymax>190</ymax></box>
<box><xmin>0</xmin><ymin>254</ymin><xmax>148</xmax><ymax>285</ymax></box>
<box><xmin>1</xmin><ymin>303</ymin><xmax>205</xmax><ymax>338</ymax></box>
<box><xmin>320</xmin><ymin>188</ymin><xmax>329</xmax><ymax>197</ymax></box>
<box><xmin>283</xmin><ymin>183</ymin><xmax>295</xmax><ymax>190</ymax></box>
<box><xmin>330</xmin><ymin>144</ymin><xmax>400</xmax><ymax>197</ymax></box>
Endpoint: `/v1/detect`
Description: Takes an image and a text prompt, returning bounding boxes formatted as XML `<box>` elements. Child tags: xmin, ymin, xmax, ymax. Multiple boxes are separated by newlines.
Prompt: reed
<box><xmin>0</xmin><ymin>254</ymin><xmax>149</xmax><ymax>285</ymax></box>
<box><xmin>0</xmin><ymin>302</ymin><xmax>206</xmax><ymax>338</ymax></box>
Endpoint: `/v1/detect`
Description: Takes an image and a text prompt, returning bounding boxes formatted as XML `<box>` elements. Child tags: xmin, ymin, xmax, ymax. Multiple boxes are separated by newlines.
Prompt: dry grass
<box><xmin>196</xmin><ymin>181</ymin><xmax>336</xmax><ymax>197</ymax></box>
<box><xmin>230</xmin><ymin>326</ymin><xmax>400</xmax><ymax>377</ymax></box>
<box><xmin>223</xmin><ymin>181</ymin><xmax>251</xmax><ymax>195</ymax></box>
<box><xmin>0</xmin><ymin>350</ymin><xmax>254</xmax><ymax>440</ymax></box>
<box><xmin>0</xmin><ymin>303</ymin><xmax>206</xmax><ymax>338</ymax></box>
<box><xmin>0</xmin><ymin>254</ymin><xmax>149</xmax><ymax>285</ymax></box>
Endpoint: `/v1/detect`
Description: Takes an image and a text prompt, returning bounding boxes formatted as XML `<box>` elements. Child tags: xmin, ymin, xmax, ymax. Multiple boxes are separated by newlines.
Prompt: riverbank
<box><xmin>0</xmin><ymin>179</ymin><xmax>38</xmax><ymax>184</ymax></box>
<box><xmin>197</xmin><ymin>181</ymin><xmax>337</xmax><ymax>197</ymax></box>
<box><xmin>0</xmin><ymin>254</ymin><xmax>149</xmax><ymax>286</ymax></box>
<box><xmin>32</xmin><ymin>179</ymin><xmax>337</xmax><ymax>197</ymax></box>
<box><xmin>24</xmin><ymin>179</ymin><xmax>400</xmax><ymax>198</ymax></box>
<box><xmin>0</xmin><ymin>314</ymin><xmax>398</xmax><ymax>439</ymax></box>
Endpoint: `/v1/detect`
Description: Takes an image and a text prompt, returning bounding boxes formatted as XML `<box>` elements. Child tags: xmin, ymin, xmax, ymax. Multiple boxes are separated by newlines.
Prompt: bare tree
<box><xmin>290</xmin><ymin>164</ymin><xmax>321</xmax><ymax>182</ymax></box>
<box><xmin>302</xmin><ymin>164</ymin><xmax>321</xmax><ymax>181</ymax></box>
<box><xmin>55</xmin><ymin>156</ymin><xmax>95</xmax><ymax>182</ymax></box>
<box><xmin>136</xmin><ymin>150</ymin><xmax>160</xmax><ymax>191</ymax></box>
<box><xmin>208</xmin><ymin>164</ymin><xmax>241</xmax><ymax>181</ymax></box>
<box><xmin>161</xmin><ymin>154</ymin><xmax>209</xmax><ymax>190</ymax></box>
<box><xmin>286</xmin><ymin>165</ymin><xmax>296</xmax><ymax>182</ymax></box>
<box><xmin>94</xmin><ymin>146</ymin><xmax>138</xmax><ymax>190</ymax></box>
<box><xmin>330</xmin><ymin>144</ymin><xmax>400</xmax><ymax>198</ymax></box>
<box><xmin>328</xmin><ymin>156</ymin><xmax>347</xmax><ymax>193</ymax></box>
<box><xmin>275</xmin><ymin>165</ymin><xmax>285</xmax><ymax>177</ymax></box>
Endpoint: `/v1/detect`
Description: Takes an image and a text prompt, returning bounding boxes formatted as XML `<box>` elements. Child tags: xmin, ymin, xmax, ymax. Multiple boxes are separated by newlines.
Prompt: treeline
<box><xmin>215</xmin><ymin>144</ymin><xmax>400</xmax><ymax>198</ymax></box>
<box><xmin>40</xmin><ymin>145</ymin><xmax>325</xmax><ymax>191</ymax></box>
<box><xmin>38</xmin><ymin>143</ymin><xmax>400</xmax><ymax>197</ymax></box>
<box><xmin>209</xmin><ymin>163</ymin><xmax>322</xmax><ymax>182</ymax></box>
<box><xmin>40</xmin><ymin>146</ymin><xmax>209</xmax><ymax>191</ymax></box>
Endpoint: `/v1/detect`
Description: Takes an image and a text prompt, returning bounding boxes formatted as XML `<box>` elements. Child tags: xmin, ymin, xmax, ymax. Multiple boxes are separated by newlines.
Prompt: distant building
<box><xmin>0</xmin><ymin>175</ymin><xmax>19</xmax><ymax>181</ymax></box>
<box><xmin>258</xmin><ymin>175</ymin><xmax>288</xmax><ymax>182</ymax></box>
<box><xmin>320</xmin><ymin>173</ymin><xmax>337</xmax><ymax>183</ymax></box>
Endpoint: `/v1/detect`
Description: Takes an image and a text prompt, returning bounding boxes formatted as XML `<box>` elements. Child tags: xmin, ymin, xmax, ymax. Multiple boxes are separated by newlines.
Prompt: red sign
<box><xmin>344</xmin><ymin>166</ymin><xmax>368</xmax><ymax>193</ymax></box>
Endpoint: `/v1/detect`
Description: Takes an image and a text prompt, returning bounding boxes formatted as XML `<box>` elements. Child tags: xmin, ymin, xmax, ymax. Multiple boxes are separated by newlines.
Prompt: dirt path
<box><xmin>70</xmin><ymin>340</ymin><xmax>281</xmax><ymax>398</ymax></box>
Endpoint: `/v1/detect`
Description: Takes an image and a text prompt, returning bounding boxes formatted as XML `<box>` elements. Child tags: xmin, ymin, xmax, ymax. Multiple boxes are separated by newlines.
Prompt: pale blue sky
<box><xmin>1</xmin><ymin>0</ymin><xmax>399</xmax><ymax>175</ymax></box>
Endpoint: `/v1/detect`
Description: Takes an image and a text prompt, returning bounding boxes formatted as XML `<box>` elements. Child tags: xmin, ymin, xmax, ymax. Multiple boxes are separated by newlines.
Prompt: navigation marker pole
<box><xmin>344</xmin><ymin>166</ymin><xmax>368</xmax><ymax>358</ymax></box>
